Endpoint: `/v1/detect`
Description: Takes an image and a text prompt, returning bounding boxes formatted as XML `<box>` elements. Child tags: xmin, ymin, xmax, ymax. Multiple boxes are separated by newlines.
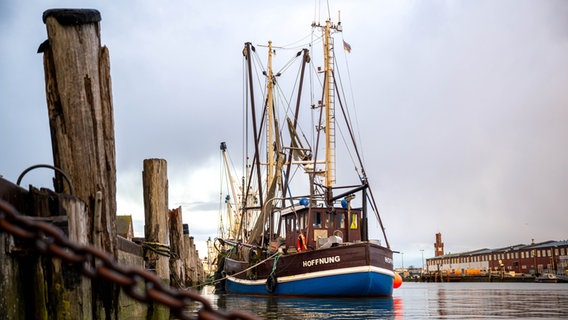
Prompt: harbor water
<box><xmin>188</xmin><ymin>282</ymin><xmax>568</xmax><ymax>319</ymax></box>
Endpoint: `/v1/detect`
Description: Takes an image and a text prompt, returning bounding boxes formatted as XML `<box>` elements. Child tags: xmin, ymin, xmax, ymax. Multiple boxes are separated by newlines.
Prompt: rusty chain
<box><xmin>0</xmin><ymin>199</ymin><xmax>258</xmax><ymax>320</ymax></box>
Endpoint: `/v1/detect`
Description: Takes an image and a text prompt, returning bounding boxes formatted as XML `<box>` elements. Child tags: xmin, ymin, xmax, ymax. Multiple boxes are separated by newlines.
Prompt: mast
<box><xmin>283</xmin><ymin>49</ymin><xmax>310</xmax><ymax>207</ymax></box>
<box><xmin>265</xmin><ymin>40</ymin><xmax>277</xmax><ymax>243</ymax></box>
<box><xmin>244</xmin><ymin>41</ymin><xmax>284</xmax><ymax>246</ymax></box>
<box><xmin>266</xmin><ymin>41</ymin><xmax>276</xmax><ymax>189</ymax></box>
<box><xmin>313</xmin><ymin>19</ymin><xmax>339</xmax><ymax>203</ymax></box>
<box><xmin>243</xmin><ymin>42</ymin><xmax>264</xmax><ymax>213</ymax></box>
<box><xmin>323</xmin><ymin>20</ymin><xmax>335</xmax><ymax>194</ymax></box>
<box><xmin>220</xmin><ymin>142</ymin><xmax>241</xmax><ymax>239</ymax></box>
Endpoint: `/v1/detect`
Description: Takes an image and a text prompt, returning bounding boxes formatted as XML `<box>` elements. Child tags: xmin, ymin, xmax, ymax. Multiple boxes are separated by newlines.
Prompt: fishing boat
<box><xmin>213</xmin><ymin>14</ymin><xmax>396</xmax><ymax>297</ymax></box>
<box><xmin>535</xmin><ymin>273</ymin><xmax>558</xmax><ymax>283</ymax></box>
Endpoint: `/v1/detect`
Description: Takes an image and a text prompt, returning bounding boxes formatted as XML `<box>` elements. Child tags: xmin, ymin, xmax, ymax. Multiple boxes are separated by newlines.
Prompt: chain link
<box><xmin>0</xmin><ymin>199</ymin><xmax>257</xmax><ymax>320</ymax></box>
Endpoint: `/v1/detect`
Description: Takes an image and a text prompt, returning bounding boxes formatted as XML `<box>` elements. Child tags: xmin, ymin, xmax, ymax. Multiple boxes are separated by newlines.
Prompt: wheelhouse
<box><xmin>279</xmin><ymin>204</ymin><xmax>363</xmax><ymax>253</ymax></box>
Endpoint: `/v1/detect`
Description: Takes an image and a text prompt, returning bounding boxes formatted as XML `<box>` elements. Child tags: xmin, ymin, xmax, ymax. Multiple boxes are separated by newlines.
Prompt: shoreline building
<box><xmin>426</xmin><ymin>233</ymin><xmax>568</xmax><ymax>276</ymax></box>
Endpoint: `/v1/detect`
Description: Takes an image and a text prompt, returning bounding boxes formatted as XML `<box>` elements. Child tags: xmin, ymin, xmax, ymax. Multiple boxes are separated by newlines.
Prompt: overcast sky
<box><xmin>1</xmin><ymin>0</ymin><xmax>567</xmax><ymax>268</ymax></box>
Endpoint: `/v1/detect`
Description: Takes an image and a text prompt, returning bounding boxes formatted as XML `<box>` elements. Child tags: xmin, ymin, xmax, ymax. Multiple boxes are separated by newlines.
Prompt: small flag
<box><xmin>343</xmin><ymin>40</ymin><xmax>352</xmax><ymax>53</ymax></box>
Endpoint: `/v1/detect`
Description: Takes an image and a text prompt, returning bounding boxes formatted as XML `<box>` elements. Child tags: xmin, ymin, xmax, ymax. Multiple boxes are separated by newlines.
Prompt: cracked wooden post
<box><xmin>40</xmin><ymin>8</ymin><xmax>118</xmax><ymax>319</ymax></box>
<box><xmin>143</xmin><ymin>158</ymin><xmax>170</xmax><ymax>320</ymax></box>
<box><xmin>58</xmin><ymin>194</ymin><xmax>92</xmax><ymax>318</ymax></box>
<box><xmin>169</xmin><ymin>206</ymin><xmax>185</xmax><ymax>288</ymax></box>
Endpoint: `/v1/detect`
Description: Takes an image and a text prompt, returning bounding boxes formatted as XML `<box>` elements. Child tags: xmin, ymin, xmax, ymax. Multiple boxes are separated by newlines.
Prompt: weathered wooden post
<box><xmin>189</xmin><ymin>236</ymin><xmax>196</xmax><ymax>285</ymax></box>
<box><xmin>187</xmin><ymin>236</ymin><xmax>201</xmax><ymax>286</ymax></box>
<box><xmin>56</xmin><ymin>194</ymin><xmax>92</xmax><ymax>318</ymax></box>
<box><xmin>0</xmin><ymin>176</ymin><xmax>92</xmax><ymax>319</ymax></box>
<box><xmin>0</xmin><ymin>185</ymin><xmax>24</xmax><ymax>319</ymax></box>
<box><xmin>40</xmin><ymin>8</ymin><xmax>118</xmax><ymax>318</ymax></box>
<box><xmin>182</xmin><ymin>225</ymin><xmax>193</xmax><ymax>287</ymax></box>
<box><xmin>143</xmin><ymin>158</ymin><xmax>170</xmax><ymax>320</ymax></box>
<box><xmin>169</xmin><ymin>206</ymin><xmax>185</xmax><ymax>287</ymax></box>
<box><xmin>196</xmin><ymin>247</ymin><xmax>203</xmax><ymax>282</ymax></box>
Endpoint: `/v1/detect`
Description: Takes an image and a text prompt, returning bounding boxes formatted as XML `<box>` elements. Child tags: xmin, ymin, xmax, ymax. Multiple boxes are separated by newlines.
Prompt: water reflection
<box><xmin>217</xmin><ymin>294</ymin><xmax>398</xmax><ymax>319</ymax></box>
<box><xmin>425</xmin><ymin>283</ymin><xmax>568</xmax><ymax>319</ymax></box>
<box><xmin>186</xmin><ymin>283</ymin><xmax>568</xmax><ymax>319</ymax></box>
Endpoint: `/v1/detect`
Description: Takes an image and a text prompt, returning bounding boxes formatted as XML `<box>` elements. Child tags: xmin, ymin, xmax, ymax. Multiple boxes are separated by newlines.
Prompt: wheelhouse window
<box><xmin>314</xmin><ymin>212</ymin><xmax>322</xmax><ymax>228</ymax></box>
<box><xmin>325</xmin><ymin>212</ymin><xmax>333</xmax><ymax>228</ymax></box>
<box><xmin>337</xmin><ymin>213</ymin><xmax>345</xmax><ymax>228</ymax></box>
<box><xmin>350</xmin><ymin>213</ymin><xmax>358</xmax><ymax>229</ymax></box>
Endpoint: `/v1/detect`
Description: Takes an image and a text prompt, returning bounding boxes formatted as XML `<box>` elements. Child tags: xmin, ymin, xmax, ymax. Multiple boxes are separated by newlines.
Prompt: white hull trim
<box><xmin>227</xmin><ymin>265</ymin><xmax>395</xmax><ymax>286</ymax></box>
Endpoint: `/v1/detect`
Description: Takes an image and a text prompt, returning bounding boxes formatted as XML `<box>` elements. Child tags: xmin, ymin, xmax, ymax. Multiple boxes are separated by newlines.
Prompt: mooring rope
<box><xmin>270</xmin><ymin>253</ymin><xmax>282</xmax><ymax>276</ymax></box>
<box><xmin>142</xmin><ymin>241</ymin><xmax>176</xmax><ymax>258</ymax></box>
<box><xmin>206</xmin><ymin>251</ymin><xmax>280</xmax><ymax>286</ymax></box>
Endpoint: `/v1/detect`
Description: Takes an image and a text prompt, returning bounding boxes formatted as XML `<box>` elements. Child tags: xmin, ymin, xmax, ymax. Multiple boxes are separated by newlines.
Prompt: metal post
<box><xmin>421</xmin><ymin>249</ymin><xmax>425</xmax><ymax>274</ymax></box>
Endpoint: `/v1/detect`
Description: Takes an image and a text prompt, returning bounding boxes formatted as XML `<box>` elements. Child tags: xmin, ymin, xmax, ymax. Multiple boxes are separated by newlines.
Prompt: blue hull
<box><xmin>226</xmin><ymin>267</ymin><xmax>394</xmax><ymax>296</ymax></box>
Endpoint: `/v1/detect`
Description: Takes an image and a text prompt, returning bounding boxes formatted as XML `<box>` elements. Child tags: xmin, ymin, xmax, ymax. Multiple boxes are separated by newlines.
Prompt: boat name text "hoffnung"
<box><xmin>302</xmin><ymin>256</ymin><xmax>341</xmax><ymax>267</ymax></box>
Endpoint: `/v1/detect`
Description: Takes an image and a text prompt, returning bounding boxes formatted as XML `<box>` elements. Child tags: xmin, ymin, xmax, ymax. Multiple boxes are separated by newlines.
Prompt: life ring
<box><xmin>297</xmin><ymin>233</ymin><xmax>307</xmax><ymax>252</ymax></box>
<box><xmin>265</xmin><ymin>274</ymin><xmax>278</xmax><ymax>293</ymax></box>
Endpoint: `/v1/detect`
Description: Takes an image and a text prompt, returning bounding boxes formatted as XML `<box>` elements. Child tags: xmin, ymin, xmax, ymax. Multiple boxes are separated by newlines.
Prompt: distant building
<box><xmin>426</xmin><ymin>234</ymin><xmax>568</xmax><ymax>276</ymax></box>
<box><xmin>434</xmin><ymin>232</ymin><xmax>444</xmax><ymax>257</ymax></box>
<box><xmin>116</xmin><ymin>215</ymin><xmax>134</xmax><ymax>240</ymax></box>
<box><xmin>395</xmin><ymin>267</ymin><xmax>423</xmax><ymax>280</ymax></box>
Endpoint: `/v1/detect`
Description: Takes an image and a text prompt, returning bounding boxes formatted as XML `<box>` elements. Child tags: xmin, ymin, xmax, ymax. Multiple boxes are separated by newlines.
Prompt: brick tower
<box><xmin>434</xmin><ymin>232</ymin><xmax>444</xmax><ymax>256</ymax></box>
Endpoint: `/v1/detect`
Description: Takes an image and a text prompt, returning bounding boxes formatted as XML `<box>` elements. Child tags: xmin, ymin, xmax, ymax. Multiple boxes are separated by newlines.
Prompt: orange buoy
<box><xmin>393</xmin><ymin>272</ymin><xmax>403</xmax><ymax>288</ymax></box>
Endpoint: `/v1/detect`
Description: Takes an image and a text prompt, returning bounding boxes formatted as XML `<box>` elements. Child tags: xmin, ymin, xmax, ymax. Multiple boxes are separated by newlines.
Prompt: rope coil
<box><xmin>143</xmin><ymin>241</ymin><xmax>177</xmax><ymax>258</ymax></box>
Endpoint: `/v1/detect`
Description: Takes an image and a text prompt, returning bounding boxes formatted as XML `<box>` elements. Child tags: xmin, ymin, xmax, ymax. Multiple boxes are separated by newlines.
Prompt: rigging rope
<box><xmin>340</xmin><ymin>33</ymin><xmax>365</xmax><ymax>167</ymax></box>
<box><xmin>280</xmin><ymin>33</ymin><xmax>315</xmax><ymax>50</ymax></box>
<box><xmin>276</xmin><ymin>50</ymin><xmax>303</xmax><ymax>75</ymax></box>
<box><xmin>332</xmin><ymin>45</ymin><xmax>363</xmax><ymax>176</ymax></box>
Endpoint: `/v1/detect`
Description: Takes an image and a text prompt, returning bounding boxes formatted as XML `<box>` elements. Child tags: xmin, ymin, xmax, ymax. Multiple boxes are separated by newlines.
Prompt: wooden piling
<box><xmin>26</xmin><ymin>190</ymin><xmax>92</xmax><ymax>320</ymax></box>
<box><xmin>0</xmin><ymin>178</ymin><xmax>92</xmax><ymax>319</ymax></box>
<box><xmin>169</xmin><ymin>206</ymin><xmax>186</xmax><ymax>287</ymax></box>
<box><xmin>185</xmin><ymin>236</ymin><xmax>204</xmax><ymax>285</ymax></box>
<box><xmin>0</xmin><ymin>231</ymin><xmax>24</xmax><ymax>318</ymax></box>
<box><xmin>143</xmin><ymin>159</ymin><xmax>170</xmax><ymax>320</ymax></box>
<box><xmin>182</xmin><ymin>226</ymin><xmax>193</xmax><ymax>287</ymax></box>
<box><xmin>56</xmin><ymin>194</ymin><xmax>92</xmax><ymax>318</ymax></box>
<box><xmin>40</xmin><ymin>8</ymin><xmax>119</xmax><ymax>319</ymax></box>
<box><xmin>189</xmin><ymin>236</ymin><xmax>197</xmax><ymax>285</ymax></box>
